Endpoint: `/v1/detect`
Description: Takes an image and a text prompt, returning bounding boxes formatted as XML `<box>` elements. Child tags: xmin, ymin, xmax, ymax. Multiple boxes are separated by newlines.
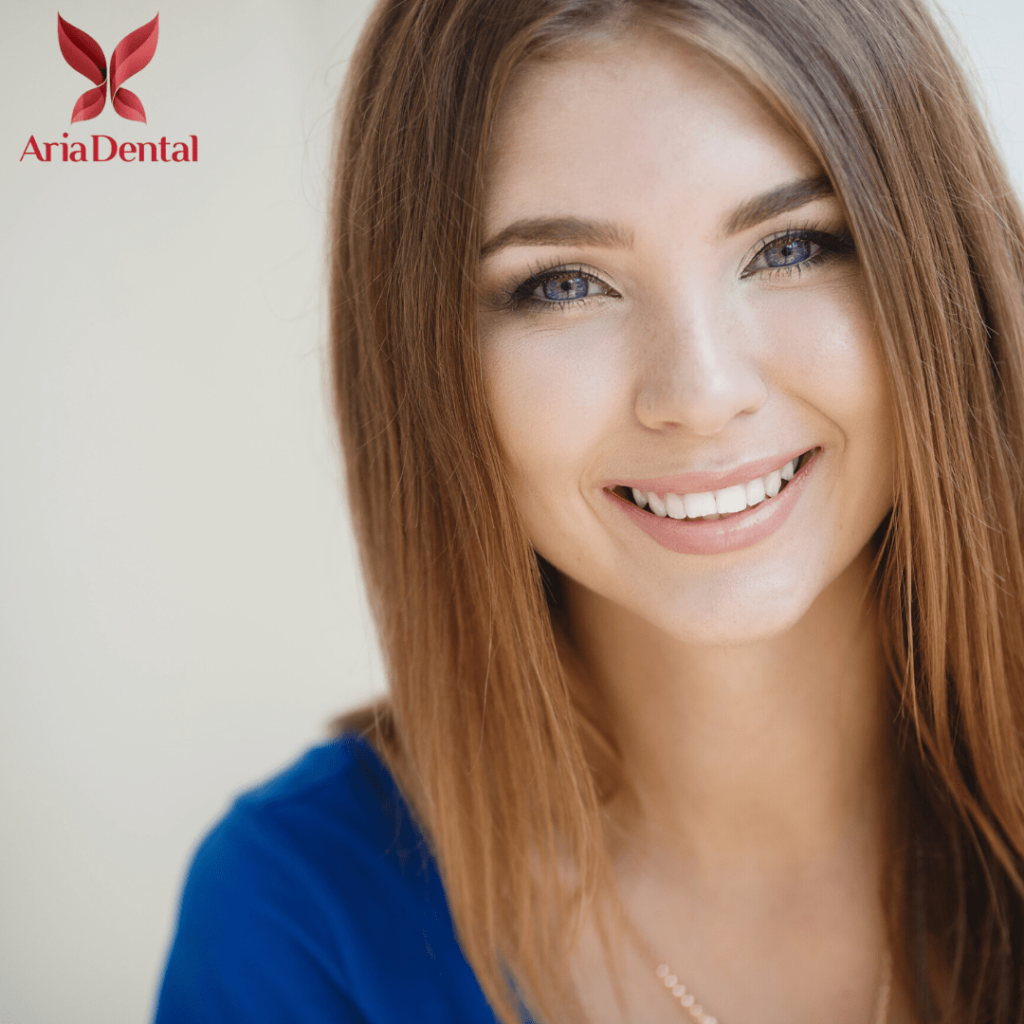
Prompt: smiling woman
<box><xmin>155</xmin><ymin>2</ymin><xmax>1024</xmax><ymax>1023</ymax></box>
<box><xmin>478</xmin><ymin>38</ymin><xmax>891</xmax><ymax>629</ymax></box>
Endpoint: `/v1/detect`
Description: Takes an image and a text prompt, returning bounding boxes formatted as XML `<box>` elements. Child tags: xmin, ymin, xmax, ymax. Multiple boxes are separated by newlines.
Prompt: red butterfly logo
<box><xmin>57</xmin><ymin>13</ymin><xmax>159</xmax><ymax>124</ymax></box>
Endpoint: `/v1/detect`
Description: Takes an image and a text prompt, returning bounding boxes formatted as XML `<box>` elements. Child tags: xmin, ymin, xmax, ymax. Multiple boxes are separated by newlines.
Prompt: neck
<box><xmin>564</xmin><ymin>550</ymin><xmax>889</xmax><ymax>871</ymax></box>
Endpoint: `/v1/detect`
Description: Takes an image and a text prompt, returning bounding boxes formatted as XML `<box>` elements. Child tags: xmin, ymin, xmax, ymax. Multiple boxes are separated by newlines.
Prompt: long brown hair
<box><xmin>328</xmin><ymin>1</ymin><xmax>1024</xmax><ymax>1020</ymax></box>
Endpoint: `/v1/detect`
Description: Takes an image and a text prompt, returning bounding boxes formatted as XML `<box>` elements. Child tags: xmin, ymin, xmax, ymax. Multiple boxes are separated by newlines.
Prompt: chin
<box><xmin>634</xmin><ymin>565</ymin><xmax>828</xmax><ymax>648</ymax></box>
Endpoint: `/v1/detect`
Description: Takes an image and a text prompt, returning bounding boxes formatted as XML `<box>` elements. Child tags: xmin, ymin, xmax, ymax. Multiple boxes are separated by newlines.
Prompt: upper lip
<box><xmin>606</xmin><ymin>446</ymin><xmax>814</xmax><ymax>495</ymax></box>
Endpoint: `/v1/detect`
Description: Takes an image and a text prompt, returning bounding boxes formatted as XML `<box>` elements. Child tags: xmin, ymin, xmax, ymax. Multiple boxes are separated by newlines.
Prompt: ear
<box><xmin>110</xmin><ymin>13</ymin><xmax>159</xmax><ymax>124</ymax></box>
<box><xmin>57</xmin><ymin>14</ymin><xmax>107</xmax><ymax>123</ymax></box>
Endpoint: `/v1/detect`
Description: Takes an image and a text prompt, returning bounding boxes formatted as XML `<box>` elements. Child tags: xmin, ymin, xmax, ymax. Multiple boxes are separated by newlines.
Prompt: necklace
<box><xmin>654</xmin><ymin>951</ymin><xmax>892</xmax><ymax>1024</ymax></box>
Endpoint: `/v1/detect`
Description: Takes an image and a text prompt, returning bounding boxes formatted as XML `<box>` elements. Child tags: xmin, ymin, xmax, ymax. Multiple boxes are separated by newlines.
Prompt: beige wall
<box><xmin>1</xmin><ymin>3</ymin><xmax>381</xmax><ymax>1022</ymax></box>
<box><xmin>1</xmin><ymin>1</ymin><xmax>1023</xmax><ymax>1022</ymax></box>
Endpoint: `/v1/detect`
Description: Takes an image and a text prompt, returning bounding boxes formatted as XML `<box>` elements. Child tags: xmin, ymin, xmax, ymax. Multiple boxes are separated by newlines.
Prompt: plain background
<box><xmin>1</xmin><ymin>1</ymin><xmax>1023</xmax><ymax>1022</ymax></box>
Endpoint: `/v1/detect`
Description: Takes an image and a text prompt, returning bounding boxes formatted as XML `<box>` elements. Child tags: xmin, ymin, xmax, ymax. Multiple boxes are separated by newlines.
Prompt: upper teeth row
<box><xmin>632</xmin><ymin>460</ymin><xmax>797</xmax><ymax>519</ymax></box>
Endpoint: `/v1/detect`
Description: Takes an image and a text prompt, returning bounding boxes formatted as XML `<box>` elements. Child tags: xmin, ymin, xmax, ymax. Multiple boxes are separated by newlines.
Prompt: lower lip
<box><xmin>606</xmin><ymin>450</ymin><xmax>818</xmax><ymax>556</ymax></box>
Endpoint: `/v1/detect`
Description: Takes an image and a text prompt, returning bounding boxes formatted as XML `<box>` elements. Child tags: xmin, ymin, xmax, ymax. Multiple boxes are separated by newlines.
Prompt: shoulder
<box><xmin>182</xmin><ymin>736</ymin><xmax>433</xmax><ymax>943</ymax></box>
<box><xmin>155</xmin><ymin>735</ymin><xmax>497</xmax><ymax>1024</ymax></box>
<box><xmin>216</xmin><ymin>734</ymin><xmax>426</xmax><ymax>884</ymax></box>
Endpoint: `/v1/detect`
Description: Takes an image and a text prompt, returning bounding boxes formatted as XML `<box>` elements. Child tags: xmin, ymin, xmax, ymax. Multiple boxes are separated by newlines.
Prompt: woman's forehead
<box><xmin>483</xmin><ymin>31</ymin><xmax>823</xmax><ymax>240</ymax></box>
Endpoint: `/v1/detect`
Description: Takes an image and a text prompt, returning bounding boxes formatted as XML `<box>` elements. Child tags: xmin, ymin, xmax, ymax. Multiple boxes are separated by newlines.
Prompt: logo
<box><xmin>58</xmin><ymin>13</ymin><xmax>159</xmax><ymax>124</ymax></box>
<box><xmin>19</xmin><ymin>11</ymin><xmax>197</xmax><ymax>165</ymax></box>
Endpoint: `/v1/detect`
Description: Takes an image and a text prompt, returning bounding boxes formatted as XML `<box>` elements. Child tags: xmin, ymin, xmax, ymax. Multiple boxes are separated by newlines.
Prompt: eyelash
<box><xmin>500</xmin><ymin>224</ymin><xmax>857</xmax><ymax>313</ymax></box>
<box><xmin>502</xmin><ymin>262</ymin><xmax>616</xmax><ymax>313</ymax></box>
<box><xmin>740</xmin><ymin>224</ymin><xmax>857</xmax><ymax>280</ymax></box>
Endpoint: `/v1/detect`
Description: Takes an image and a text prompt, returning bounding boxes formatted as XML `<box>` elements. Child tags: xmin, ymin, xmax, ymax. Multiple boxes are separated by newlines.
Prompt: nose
<box><xmin>634</xmin><ymin>295</ymin><xmax>767</xmax><ymax>436</ymax></box>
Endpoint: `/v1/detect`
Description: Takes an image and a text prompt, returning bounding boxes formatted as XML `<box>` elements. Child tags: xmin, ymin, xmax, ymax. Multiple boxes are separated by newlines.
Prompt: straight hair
<box><xmin>329</xmin><ymin>1</ymin><xmax>1024</xmax><ymax>1019</ymax></box>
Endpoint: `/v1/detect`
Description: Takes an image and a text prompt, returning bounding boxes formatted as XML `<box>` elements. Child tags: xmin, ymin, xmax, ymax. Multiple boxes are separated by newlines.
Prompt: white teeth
<box><xmin>714</xmin><ymin>484</ymin><xmax>747</xmax><ymax>515</ymax></box>
<box><xmin>683</xmin><ymin>491</ymin><xmax>717</xmax><ymax>518</ymax></box>
<box><xmin>664</xmin><ymin>493</ymin><xmax>686</xmax><ymax>519</ymax></box>
<box><xmin>631</xmin><ymin>453</ymin><xmax>809</xmax><ymax>518</ymax></box>
<box><xmin>745</xmin><ymin>477</ymin><xmax>766</xmax><ymax>506</ymax></box>
<box><xmin>647</xmin><ymin>492</ymin><xmax>668</xmax><ymax>517</ymax></box>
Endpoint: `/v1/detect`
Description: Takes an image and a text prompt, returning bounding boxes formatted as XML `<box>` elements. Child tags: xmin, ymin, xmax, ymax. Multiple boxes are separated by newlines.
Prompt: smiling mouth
<box><xmin>612</xmin><ymin>449</ymin><xmax>817</xmax><ymax>521</ymax></box>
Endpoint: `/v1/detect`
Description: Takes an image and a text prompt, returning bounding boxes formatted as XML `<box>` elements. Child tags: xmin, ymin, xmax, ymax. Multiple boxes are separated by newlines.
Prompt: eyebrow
<box><xmin>479</xmin><ymin>217</ymin><xmax>634</xmax><ymax>260</ymax></box>
<box><xmin>722</xmin><ymin>174</ymin><xmax>834</xmax><ymax>236</ymax></box>
<box><xmin>479</xmin><ymin>174</ymin><xmax>835</xmax><ymax>260</ymax></box>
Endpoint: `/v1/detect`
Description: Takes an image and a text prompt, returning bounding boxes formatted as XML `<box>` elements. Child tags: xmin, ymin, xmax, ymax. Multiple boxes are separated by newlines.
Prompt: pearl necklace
<box><xmin>654</xmin><ymin>951</ymin><xmax>892</xmax><ymax>1024</ymax></box>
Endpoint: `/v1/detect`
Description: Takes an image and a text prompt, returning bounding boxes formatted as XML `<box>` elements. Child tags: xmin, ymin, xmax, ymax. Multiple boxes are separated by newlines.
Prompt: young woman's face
<box><xmin>478</xmin><ymin>32</ymin><xmax>895</xmax><ymax>646</ymax></box>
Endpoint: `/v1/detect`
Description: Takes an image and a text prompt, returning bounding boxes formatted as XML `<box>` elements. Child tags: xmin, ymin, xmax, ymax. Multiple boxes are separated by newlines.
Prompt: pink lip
<box><xmin>606</xmin><ymin>446</ymin><xmax>810</xmax><ymax>497</ymax></box>
<box><xmin>605</xmin><ymin>448</ymin><xmax>819</xmax><ymax>556</ymax></box>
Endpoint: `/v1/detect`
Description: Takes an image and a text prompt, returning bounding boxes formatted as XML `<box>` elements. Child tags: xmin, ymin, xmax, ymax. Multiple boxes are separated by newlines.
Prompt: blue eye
<box><xmin>763</xmin><ymin>236</ymin><xmax>814</xmax><ymax>267</ymax></box>
<box><xmin>542</xmin><ymin>274</ymin><xmax>591</xmax><ymax>301</ymax></box>
<box><xmin>506</xmin><ymin>266</ymin><xmax>617</xmax><ymax>311</ymax></box>
<box><xmin>742</xmin><ymin>228</ymin><xmax>855</xmax><ymax>278</ymax></box>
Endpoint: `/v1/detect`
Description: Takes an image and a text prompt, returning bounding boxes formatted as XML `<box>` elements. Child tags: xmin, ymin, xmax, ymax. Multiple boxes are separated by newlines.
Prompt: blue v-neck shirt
<box><xmin>154</xmin><ymin>735</ymin><xmax>509</xmax><ymax>1023</ymax></box>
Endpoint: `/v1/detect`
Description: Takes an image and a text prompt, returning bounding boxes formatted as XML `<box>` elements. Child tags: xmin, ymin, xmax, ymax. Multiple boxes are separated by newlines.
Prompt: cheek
<box><xmin>761</xmin><ymin>278</ymin><xmax>895</xmax><ymax>535</ymax></box>
<box><xmin>481</xmin><ymin>323</ymin><xmax>629</xmax><ymax>490</ymax></box>
<box><xmin>763</xmin><ymin>278</ymin><xmax>891</xmax><ymax>445</ymax></box>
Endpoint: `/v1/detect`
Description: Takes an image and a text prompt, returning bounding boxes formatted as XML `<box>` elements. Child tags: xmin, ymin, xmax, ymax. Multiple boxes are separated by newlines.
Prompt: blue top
<box><xmin>154</xmin><ymin>735</ymin><xmax>509</xmax><ymax>1023</ymax></box>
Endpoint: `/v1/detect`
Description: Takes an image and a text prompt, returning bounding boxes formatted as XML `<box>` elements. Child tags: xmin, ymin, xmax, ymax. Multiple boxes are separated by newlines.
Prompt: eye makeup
<box><xmin>739</xmin><ymin>223</ymin><xmax>856</xmax><ymax>280</ymax></box>
<box><xmin>498</xmin><ymin>261</ymin><xmax>620</xmax><ymax>314</ymax></box>
<box><xmin>484</xmin><ymin>219</ymin><xmax>856</xmax><ymax>317</ymax></box>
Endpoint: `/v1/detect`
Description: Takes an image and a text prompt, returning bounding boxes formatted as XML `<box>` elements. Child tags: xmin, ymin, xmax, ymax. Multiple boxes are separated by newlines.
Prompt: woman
<box><xmin>156</xmin><ymin>0</ymin><xmax>1024</xmax><ymax>1021</ymax></box>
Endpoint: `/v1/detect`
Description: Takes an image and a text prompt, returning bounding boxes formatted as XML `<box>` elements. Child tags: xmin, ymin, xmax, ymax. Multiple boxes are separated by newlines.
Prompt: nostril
<box><xmin>634</xmin><ymin>369</ymin><xmax>768</xmax><ymax>438</ymax></box>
